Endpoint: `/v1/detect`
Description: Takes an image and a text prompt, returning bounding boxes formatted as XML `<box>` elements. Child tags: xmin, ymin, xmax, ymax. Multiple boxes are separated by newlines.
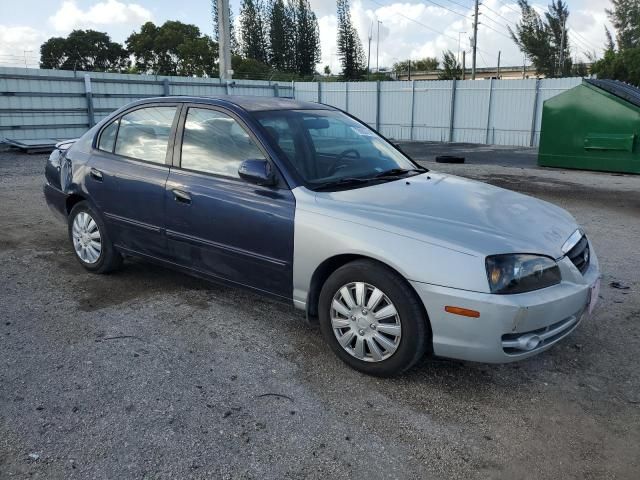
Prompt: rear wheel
<box><xmin>68</xmin><ymin>201</ymin><xmax>122</xmax><ymax>273</ymax></box>
<box><xmin>318</xmin><ymin>260</ymin><xmax>429</xmax><ymax>376</ymax></box>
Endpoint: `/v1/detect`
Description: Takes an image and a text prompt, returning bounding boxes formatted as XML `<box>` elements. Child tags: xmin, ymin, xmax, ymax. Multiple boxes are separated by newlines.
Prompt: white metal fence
<box><xmin>293</xmin><ymin>77</ymin><xmax>582</xmax><ymax>147</ymax></box>
<box><xmin>0</xmin><ymin>67</ymin><xmax>582</xmax><ymax>147</ymax></box>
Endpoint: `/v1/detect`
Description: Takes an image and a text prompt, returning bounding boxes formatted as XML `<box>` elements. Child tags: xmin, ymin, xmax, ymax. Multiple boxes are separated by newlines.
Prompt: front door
<box><xmin>86</xmin><ymin>105</ymin><xmax>179</xmax><ymax>258</ymax></box>
<box><xmin>164</xmin><ymin>106</ymin><xmax>295</xmax><ymax>299</ymax></box>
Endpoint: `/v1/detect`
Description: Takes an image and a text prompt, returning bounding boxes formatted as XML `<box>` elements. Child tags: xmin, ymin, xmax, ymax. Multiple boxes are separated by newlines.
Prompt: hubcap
<box><xmin>330</xmin><ymin>282</ymin><xmax>401</xmax><ymax>362</ymax></box>
<box><xmin>72</xmin><ymin>211</ymin><xmax>102</xmax><ymax>264</ymax></box>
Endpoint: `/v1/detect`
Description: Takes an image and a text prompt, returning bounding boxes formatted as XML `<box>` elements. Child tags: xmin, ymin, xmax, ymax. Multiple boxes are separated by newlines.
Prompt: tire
<box><xmin>435</xmin><ymin>155</ymin><xmax>465</xmax><ymax>164</ymax></box>
<box><xmin>68</xmin><ymin>201</ymin><xmax>122</xmax><ymax>273</ymax></box>
<box><xmin>318</xmin><ymin>259</ymin><xmax>430</xmax><ymax>376</ymax></box>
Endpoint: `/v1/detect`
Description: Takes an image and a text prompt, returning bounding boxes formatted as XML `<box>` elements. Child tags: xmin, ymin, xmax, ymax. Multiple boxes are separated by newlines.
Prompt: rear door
<box><xmin>164</xmin><ymin>105</ymin><xmax>295</xmax><ymax>299</ymax></box>
<box><xmin>86</xmin><ymin>104</ymin><xmax>179</xmax><ymax>258</ymax></box>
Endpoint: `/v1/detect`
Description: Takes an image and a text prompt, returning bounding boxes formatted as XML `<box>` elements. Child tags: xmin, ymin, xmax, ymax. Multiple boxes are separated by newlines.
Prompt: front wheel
<box><xmin>318</xmin><ymin>260</ymin><xmax>430</xmax><ymax>376</ymax></box>
<box><xmin>68</xmin><ymin>201</ymin><xmax>122</xmax><ymax>273</ymax></box>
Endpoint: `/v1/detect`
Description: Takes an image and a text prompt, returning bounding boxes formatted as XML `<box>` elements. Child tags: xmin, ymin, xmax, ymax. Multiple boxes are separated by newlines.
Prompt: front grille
<box><xmin>566</xmin><ymin>235</ymin><xmax>590</xmax><ymax>274</ymax></box>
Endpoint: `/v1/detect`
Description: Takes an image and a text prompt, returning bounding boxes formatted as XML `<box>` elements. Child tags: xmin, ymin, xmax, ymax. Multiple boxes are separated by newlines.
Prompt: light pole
<box><xmin>376</xmin><ymin>20</ymin><xmax>382</xmax><ymax>73</ymax></box>
<box><xmin>367</xmin><ymin>21</ymin><xmax>372</xmax><ymax>76</ymax></box>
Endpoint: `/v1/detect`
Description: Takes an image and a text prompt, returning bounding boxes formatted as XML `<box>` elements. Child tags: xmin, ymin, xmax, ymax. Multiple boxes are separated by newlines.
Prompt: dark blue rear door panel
<box><xmin>85</xmin><ymin>153</ymin><xmax>169</xmax><ymax>257</ymax></box>
<box><xmin>165</xmin><ymin>170</ymin><xmax>295</xmax><ymax>299</ymax></box>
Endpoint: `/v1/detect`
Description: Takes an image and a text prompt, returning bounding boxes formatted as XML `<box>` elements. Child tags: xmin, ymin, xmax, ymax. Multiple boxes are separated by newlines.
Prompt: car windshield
<box><xmin>252</xmin><ymin>109</ymin><xmax>422</xmax><ymax>189</ymax></box>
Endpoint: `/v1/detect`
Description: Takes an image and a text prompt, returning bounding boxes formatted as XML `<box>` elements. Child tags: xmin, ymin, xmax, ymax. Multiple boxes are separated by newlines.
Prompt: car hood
<box><xmin>310</xmin><ymin>172</ymin><xmax>578</xmax><ymax>259</ymax></box>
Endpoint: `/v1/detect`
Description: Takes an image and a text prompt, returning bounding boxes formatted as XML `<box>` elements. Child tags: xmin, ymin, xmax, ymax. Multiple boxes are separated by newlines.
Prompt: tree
<box><xmin>414</xmin><ymin>57</ymin><xmax>439</xmax><ymax>71</ymax></box>
<box><xmin>39</xmin><ymin>30</ymin><xmax>129</xmax><ymax>72</ymax></box>
<box><xmin>591</xmin><ymin>0</ymin><xmax>640</xmax><ymax>84</ymax></box>
<box><xmin>293</xmin><ymin>0</ymin><xmax>321</xmax><ymax>76</ymax></box>
<box><xmin>324</xmin><ymin>65</ymin><xmax>331</xmax><ymax>75</ymax></box>
<box><xmin>40</xmin><ymin>37</ymin><xmax>67</xmax><ymax>70</ymax></box>
<box><xmin>212</xmin><ymin>0</ymin><xmax>240</xmax><ymax>53</ymax></box>
<box><xmin>591</xmin><ymin>48</ymin><xmax>640</xmax><ymax>84</ymax></box>
<box><xmin>606</xmin><ymin>0</ymin><xmax>640</xmax><ymax>50</ymax></box>
<box><xmin>231</xmin><ymin>54</ymin><xmax>272</xmax><ymax>79</ymax></box>
<box><xmin>126</xmin><ymin>21</ymin><xmax>218</xmax><ymax>76</ymax></box>
<box><xmin>336</xmin><ymin>0</ymin><xmax>365</xmax><ymax>79</ymax></box>
<box><xmin>268</xmin><ymin>0</ymin><xmax>294</xmax><ymax>71</ymax></box>
<box><xmin>509</xmin><ymin>0</ymin><xmax>572</xmax><ymax>77</ymax></box>
<box><xmin>392</xmin><ymin>57</ymin><xmax>439</xmax><ymax>74</ymax></box>
<box><xmin>438</xmin><ymin>50</ymin><xmax>462</xmax><ymax>79</ymax></box>
<box><xmin>545</xmin><ymin>0</ymin><xmax>571</xmax><ymax>76</ymax></box>
<box><xmin>239</xmin><ymin>0</ymin><xmax>269</xmax><ymax>64</ymax></box>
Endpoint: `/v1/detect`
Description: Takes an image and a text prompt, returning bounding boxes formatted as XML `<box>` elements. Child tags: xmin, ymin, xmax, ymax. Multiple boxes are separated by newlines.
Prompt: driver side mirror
<box><xmin>238</xmin><ymin>159</ymin><xmax>276</xmax><ymax>186</ymax></box>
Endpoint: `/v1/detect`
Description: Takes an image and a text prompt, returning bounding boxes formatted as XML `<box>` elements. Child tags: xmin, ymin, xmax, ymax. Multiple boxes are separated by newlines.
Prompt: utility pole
<box><xmin>472</xmin><ymin>0</ymin><xmax>479</xmax><ymax>79</ymax></box>
<box><xmin>23</xmin><ymin>50</ymin><xmax>32</xmax><ymax>68</ymax></box>
<box><xmin>462</xmin><ymin>51</ymin><xmax>466</xmax><ymax>80</ymax></box>
<box><xmin>376</xmin><ymin>20</ymin><xmax>382</xmax><ymax>73</ymax></box>
<box><xmin>497</xmin><ymin>51</ymin><xmax>501</xmax><ymax>79</ymax></box>
<box><xmin>217</xmin><ymin>0</ymin><xmax>232</xmax><ymax>81</ymax></box>
<box><xmin>408</xmin><ymin>59</ymin><xmax>411</xmax><ymax>81</ymax></box>
<box><xmin>367</xmin><ymin>21</ymin><xmax>372</xmax><ymax>77</ymax></box>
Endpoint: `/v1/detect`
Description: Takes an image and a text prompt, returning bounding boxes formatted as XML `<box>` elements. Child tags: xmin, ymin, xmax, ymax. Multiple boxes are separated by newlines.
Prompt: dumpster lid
<box><xmin>586</xmin><ymin>78</ymin><xmax>640</xmax><ymax>109</ymax></box>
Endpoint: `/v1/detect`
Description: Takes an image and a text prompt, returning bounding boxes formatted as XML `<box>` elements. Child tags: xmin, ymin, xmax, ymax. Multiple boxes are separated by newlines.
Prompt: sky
<box><xmin>0</xmin><ymin>0</ymin><xmax>613</xmax><ymax>73</ymax></box>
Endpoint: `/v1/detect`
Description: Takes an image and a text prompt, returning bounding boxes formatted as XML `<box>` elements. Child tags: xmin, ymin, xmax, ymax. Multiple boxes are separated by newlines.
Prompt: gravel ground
<box><xmin>1</xmin><ymin>146</ymin><xmax>639</xmax><ymax>479</ymax></box>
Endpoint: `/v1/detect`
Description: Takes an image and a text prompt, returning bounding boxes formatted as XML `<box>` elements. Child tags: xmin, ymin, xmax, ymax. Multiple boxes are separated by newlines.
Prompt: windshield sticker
<box><xmin>351</xmin><ymin>126</ymin><xmax>374</xmax><ymax>136</ymax></box>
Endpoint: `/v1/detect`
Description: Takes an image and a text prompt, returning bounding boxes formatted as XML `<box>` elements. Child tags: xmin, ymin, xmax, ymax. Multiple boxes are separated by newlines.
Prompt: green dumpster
<box><xmin>538</xmin><ymin>79</ymin><xmax>640</xmax><ymax>174</ymax></box>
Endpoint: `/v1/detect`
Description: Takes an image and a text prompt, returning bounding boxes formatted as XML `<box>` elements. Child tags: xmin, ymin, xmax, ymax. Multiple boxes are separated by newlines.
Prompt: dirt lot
<box><xmin>1</xmin><ymin>146</ymin><xmax>639</xmax><ymax>479</ymax></box>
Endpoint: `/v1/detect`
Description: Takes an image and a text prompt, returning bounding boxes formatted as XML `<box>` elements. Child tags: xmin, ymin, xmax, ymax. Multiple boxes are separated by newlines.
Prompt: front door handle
<box><xmin>90</xmin><ymin>168</ymin><xmax>103</xmax><ymax>181</ymax></box>
<box><xmin>172</xmin><ymin>189</ymin><xmax>192</xmax><ymax>205</ymax></box>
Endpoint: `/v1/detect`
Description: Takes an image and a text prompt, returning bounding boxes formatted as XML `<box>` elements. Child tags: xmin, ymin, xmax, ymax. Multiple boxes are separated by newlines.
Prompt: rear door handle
<box><xmin>172</xmin><ymin>189</ymin><xmax>192</xmax><ymax>205</ymax></box>
<box><xmin>90</xmin><ymin>168</ymin><xmax>103</xmax><ymax>181</ymax></box>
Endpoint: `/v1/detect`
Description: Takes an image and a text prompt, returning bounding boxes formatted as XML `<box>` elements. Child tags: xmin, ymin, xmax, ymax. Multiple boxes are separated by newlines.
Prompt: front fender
<box><xmin>291</xmin><ymin>195</ymin><xmax>489</xmax><ymax>310</ymax></box>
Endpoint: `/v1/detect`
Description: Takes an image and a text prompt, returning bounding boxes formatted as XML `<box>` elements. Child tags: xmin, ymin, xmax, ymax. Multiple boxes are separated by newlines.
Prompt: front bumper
<box><xmin>411</xmin><ymin>248</ymin><xmax>600</xmax><ymax>363</ymax></box>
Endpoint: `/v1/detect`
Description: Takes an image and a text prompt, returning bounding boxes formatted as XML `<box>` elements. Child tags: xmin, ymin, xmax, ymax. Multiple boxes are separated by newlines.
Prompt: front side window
<box><xmin>181</xmin><ymin>108</ymin><xmax>265</xmax><ymax>178</ymax></box>
<box><xmin>97</xmin><ymin>119</ymin><xmax>119</xmax><ymax>152</ymax></box>
<box><xmin>114</xmin><ymin>106</ymin><xmax>177</xmax><ymax>164</ymax></box>
<box><xmin>252</xmin><ymin>109</ymin><xmax>418</xmax><ymax>187</ymax></box>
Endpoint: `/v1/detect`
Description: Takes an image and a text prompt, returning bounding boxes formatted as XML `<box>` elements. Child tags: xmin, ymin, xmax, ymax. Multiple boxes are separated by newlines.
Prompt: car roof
<box><xmin>134</xmin><ymin>95</ymin><xmax>334</xmax><ymax>112</ymax></box>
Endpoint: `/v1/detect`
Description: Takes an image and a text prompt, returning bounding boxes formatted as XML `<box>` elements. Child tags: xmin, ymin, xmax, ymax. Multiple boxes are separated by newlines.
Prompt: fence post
<box><xmin>375</xmin><ymin>80</ymin><xmax>381</xmax><ymax>131</ymax></box>
<box><xmin>410</xmin><ymin>80</ymin><xmax>416</xmax><ymax>141</ymax></box>
<box><xmin>84</xmin><ymin>74</ymin><xmax>95</xmax><ymax>128</ymax></box>
<box><xmin>529</xmin><ymin>79</ymin><xmax>541</xmax><ymax>147</ymax></box>
<box><xmin>345</xmin><ymin>81</ymin><xmax>349</xmax><ymax>112</ymax></box>
<box><xmin>485</xmin><ymin>78</ymin><xmax>494</xmax><ymax>145</ymax></box>
<box><xmin>273</xmin><ymin>83</ymin><xmax>279</xmax><ymax>97</ymax></box>
<box><xmin>317</xmin><ymin>81</ymin><xmax>322</xmax><ymax>103</ymax></box>
<box><xmin>162</xmin><ymin>78</ymin><xmax>170</xmax><ymax>96</ymax></box>
<box><xmin>448</xmin><ymin>79</ymin><xmax>457</xmax><ymax>142</ymax></box>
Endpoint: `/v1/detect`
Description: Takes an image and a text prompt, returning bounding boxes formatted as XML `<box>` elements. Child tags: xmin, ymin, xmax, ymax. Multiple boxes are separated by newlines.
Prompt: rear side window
<box><xmin>180</xmin><ymin>108</ymin><xmax>265</xmax><ymax>178</ymax></box>
<box><xmin>97</xmin><ymin>119</ymin><xmax>119</xmax><ymax>152</ymax></box>
<box><xmin>114</xmin><ymin>106</ymin><xmax>177</xmax><ymax>164</ymax></box>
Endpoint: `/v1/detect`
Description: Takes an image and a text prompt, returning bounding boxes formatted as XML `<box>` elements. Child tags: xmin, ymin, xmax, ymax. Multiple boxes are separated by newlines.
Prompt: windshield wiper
<box><xmin>311</xmin><ymin>168</ymin><xmax>428</xmax><ymax>191</ymax></box>
<box><xmin>371</xmin><ymin>167</ymin><xmax>427</xmax><ymax>178</ymax></box>
<box><xmin>311</xmin><ymin>177</ymin><xmax>373</xmax><ymax>191</ymax></box>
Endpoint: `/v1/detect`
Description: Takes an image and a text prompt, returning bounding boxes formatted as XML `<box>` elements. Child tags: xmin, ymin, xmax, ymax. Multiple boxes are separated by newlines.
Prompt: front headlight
<box><xmin>485</xmin><ymin>254</ymin><xmax>561</xmax><ymax>294</ymax></box>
